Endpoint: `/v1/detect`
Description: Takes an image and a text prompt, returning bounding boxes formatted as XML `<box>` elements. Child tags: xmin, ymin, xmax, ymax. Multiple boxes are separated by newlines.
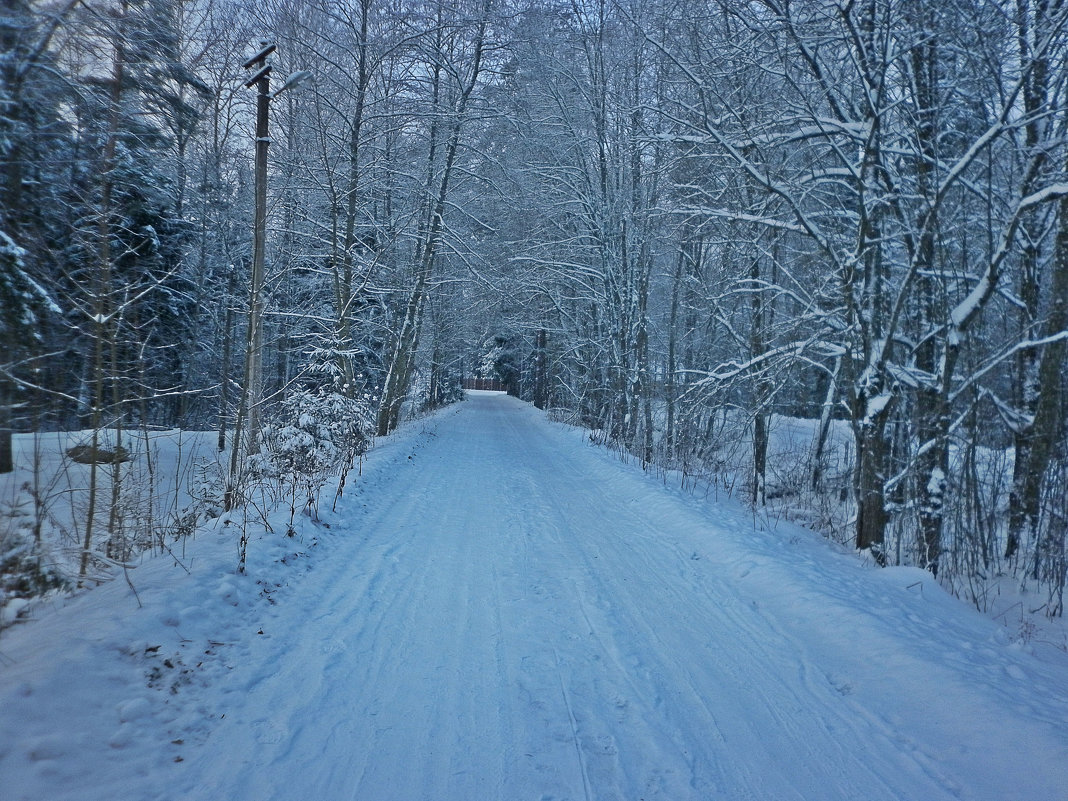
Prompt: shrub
<box><xmin>260</xmin><ymin>386</ymin><xmax>375</xmax><ymax>528</ymax></box>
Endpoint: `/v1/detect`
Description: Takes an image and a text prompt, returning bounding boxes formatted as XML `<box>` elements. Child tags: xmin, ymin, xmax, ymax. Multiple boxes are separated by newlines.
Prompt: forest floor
<box><xmin>2</xmin><ymin>391</ymin><xmax>1068</xmax><ymax>800</ymax></box>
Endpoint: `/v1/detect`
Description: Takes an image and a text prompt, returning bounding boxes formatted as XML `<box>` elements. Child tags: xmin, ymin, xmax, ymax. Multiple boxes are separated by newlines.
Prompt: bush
<box><xmin>1</xmin><ymin>495</ymin><xmax>66</xmax><ymax>628</ymax></box>
<box><xmin>259</xmin><ymin>387</ymin><xmax>375</xmax><ymax>527</ymax></box>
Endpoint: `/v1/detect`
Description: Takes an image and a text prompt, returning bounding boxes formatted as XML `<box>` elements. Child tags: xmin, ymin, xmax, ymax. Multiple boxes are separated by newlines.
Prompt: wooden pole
<box><xmin>225</xmin><ymin>41</ymin><xmax>275</xmax><ymax>511</ymax></box>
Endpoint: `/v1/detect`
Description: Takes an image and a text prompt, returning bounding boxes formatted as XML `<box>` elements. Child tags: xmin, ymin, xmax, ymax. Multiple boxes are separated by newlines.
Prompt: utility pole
<box><xmin>224</xmin><ymin>42</ymin><xmax>312</xmax><ymax>512</ymax></box>
<box><xmin>245</xmin><ymin>40</ymin><xmax>273</xmax><ymax>456</ymax></box>
<box><xmin>224</xmin><ymin>40</ymin><xmax>276</xmax><ymax>512</ymax></box>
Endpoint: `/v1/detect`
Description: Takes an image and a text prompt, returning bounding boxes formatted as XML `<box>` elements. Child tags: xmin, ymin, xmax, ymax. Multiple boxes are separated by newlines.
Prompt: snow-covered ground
<box><xmin>2</xmin><ymin>391</ymin><xmax>1067</xmax><ymax>800</ymax></box>
<box><xmin>0</xmin><ymin>427</ymin><xmax>222</xmax><ymax>607</ymax></box>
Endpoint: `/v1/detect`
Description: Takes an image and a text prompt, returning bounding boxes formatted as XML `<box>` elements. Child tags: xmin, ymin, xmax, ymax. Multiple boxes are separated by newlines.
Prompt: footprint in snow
<box><xmin>321</xmin><ymin>638</ymin><xmax>348</xmax><ymax>657</ymax></box>
<box><xmin>254</xmin><ymin>721</ymin><xmax>289</xmax><ymax>745</ymax></box>
<box><xmin>735</xmin><ymin>560</ymin><xmax>757</xmax><ymax>579</ymax></box>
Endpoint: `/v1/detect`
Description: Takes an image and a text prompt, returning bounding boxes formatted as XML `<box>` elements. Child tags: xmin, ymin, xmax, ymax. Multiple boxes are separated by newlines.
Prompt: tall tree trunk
<box><xmin>333</xmin><ymin>0</ymin><xmax>372</xmax><ymax>391</ymax></box>
<box><xmin>812</xmin><ymin>357</ymin><xmax>841</xmax><ymax>491</ymax></box>
<box><xmin>1019</xmin><ymin>184</ymin><xmax>1068</xmax><ymax>578</ymax></box>
<box><xmin>81</xmin><ymin>6</ymin><xmax>126</xmax><ymax>576</ymax></box>
<box><xmin>218</xmin><ymin>268</ymin><xmax>236</xmax><ymax>452</ymax></box>
<box><xmin>749</xmin><ymin>254</ymin><xmax>771</xmax><ymax>507</ymax></box>
<box><xmin>1007</xmin><ymin>0</ymin><xmax>1053</xmax><ymax>561</ymax></box>
<box><xmin>910</xmin><ymin>11</ymin><xmax>945</xmax><ymax>574</ymax></box>
<box><xmin>635</xmin><ymin>265</ymin><xmax>653</xmax><ymax>464</ymax></box>
<box><xmin>0</xmin><ymin>381</ymin><xmax>12</xmax><ymax>474</ymax></box>
<box><xmin>533</xmin><ymin>328</ymin><xmax>548</xmax><ymax>409</ymax></box>
<box><xmin>853</xmin><ymin>410</ymin><xmax>892</xmax><ymax>560</ymax></box>
<box><xmin>664</xmin><ymin>248</ymin><xmax>684</xmax><ymax>457</ymax></box>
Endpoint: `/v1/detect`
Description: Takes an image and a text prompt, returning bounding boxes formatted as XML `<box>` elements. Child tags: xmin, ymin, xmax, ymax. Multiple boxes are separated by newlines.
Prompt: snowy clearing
<box><xmin>2</xmin><ymin>391</ymin><xmax>1067</xmax><ymax>800</ymax></box>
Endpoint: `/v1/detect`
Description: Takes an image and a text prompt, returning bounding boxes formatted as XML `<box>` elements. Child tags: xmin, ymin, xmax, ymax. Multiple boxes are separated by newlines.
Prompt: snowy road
<box><xmin>173</xmin><ymin>392</ymin><xmax>1068</xmax><ymax>800</ymax></box>
<box><xmin>4</xmin><ymin>391</ymin><xmax>1068</xmax><ymax>800</ymax></box>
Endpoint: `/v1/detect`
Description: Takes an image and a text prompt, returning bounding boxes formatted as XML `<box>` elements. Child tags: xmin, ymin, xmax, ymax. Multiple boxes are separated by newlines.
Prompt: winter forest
<box><xmin>3</xmin><ymin>0</ymin><xmax>1068</xmax><ymax>622</ymax></box>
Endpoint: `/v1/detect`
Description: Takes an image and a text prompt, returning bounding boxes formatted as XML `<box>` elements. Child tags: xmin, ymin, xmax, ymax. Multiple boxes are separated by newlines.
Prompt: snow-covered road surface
<box><xmin>3</xmin><ymin>391</ymin><xmax>1068</xmax><ymax>800</ymax></box>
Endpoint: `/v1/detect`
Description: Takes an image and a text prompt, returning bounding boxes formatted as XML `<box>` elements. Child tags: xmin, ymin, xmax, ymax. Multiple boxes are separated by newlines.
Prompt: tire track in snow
<box><xmin>495</xmin><ymin>412</ymin><xmax>866</xmax><ymax>799</ymax></box>
<box><xmin>476</xmin><ymin>398</ymin><xmax>1045</xmax><ymax>798</ymax></box>
<box><xmin>475</xmin><ymin>397</ymin><xmax>999</xmax><ymax>800</ymax></box>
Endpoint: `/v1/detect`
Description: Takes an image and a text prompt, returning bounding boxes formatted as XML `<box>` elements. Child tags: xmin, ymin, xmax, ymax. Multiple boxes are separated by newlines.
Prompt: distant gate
<box><xmin>462</xmin><ymin>378</ymin><xmax>508</xmax><ymax>392</ymax></box>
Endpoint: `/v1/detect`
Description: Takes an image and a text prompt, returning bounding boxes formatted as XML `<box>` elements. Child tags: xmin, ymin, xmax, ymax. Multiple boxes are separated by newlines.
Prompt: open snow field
<box><xmin>2</xmin><ymin>391</ymin><xmax>1068</xmax><ymax>800</ymax></box>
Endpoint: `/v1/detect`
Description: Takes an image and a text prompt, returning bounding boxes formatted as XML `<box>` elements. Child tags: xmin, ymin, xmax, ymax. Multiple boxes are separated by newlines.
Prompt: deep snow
<box><xmin>2</xmin><ymin>391</ymin><xmax>1067</xmax><ymax>800</ymax></box>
